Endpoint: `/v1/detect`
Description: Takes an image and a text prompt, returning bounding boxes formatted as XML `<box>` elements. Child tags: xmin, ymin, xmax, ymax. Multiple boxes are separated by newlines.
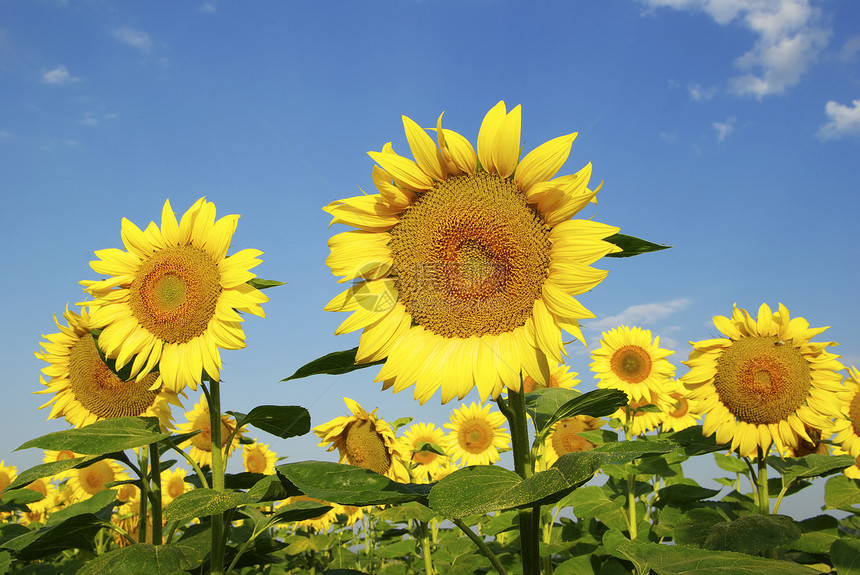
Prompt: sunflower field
<box><xmin>2</xmin><ymin>102</ymin><xmax>859</xmax><ymax>575</ymax></box>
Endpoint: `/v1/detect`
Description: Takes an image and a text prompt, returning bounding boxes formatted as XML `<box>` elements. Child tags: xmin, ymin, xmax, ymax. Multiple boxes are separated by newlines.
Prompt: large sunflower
<box><xmin>82</xmin><ymin>197</ymin><xmax>268</xmax><ymax>394</ymax></box>
<box><xmin>831</xmin><ymin>366</ymin><xmax>860</xmax><ymax>479</ymax></box>
<box><xmin>444</xmin><ymin>402</ymin><xmax>510</xmax><ymax>466</ymax></box>
<box><xmin>35</xmin><ymin>307</ymin><xmax>180</xmax><ymax>429</ymax></box>
<box><xmin>314</xmin><ymin>397</ymin><xmax>408</xmax><ymax>481</ymax></box>
<box><xmin>682</xmin><ymin>303</ymin><xmax>845</xmax><ymax>458</ymax></box>
<box><xmin>590</xmin><ymin>326</ymin><xmax>676</xmax><ymax>403</ymax></box>
<box><xmin>324</xmin><ymin>101</ymin><xmax>620</xmax><ymax>404</ymax></box>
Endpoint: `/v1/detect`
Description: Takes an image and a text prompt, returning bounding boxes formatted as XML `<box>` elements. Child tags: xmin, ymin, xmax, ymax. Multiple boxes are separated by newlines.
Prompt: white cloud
<box><xmin>688</xmin><ymin>82</ymin><xmax>716</xmax><ymax>101</ymax></box>
<box><xmin>639</xmin><ymin>0</ymin><xmax>831</xmax><ymax>99</ymax></box>
<box><xmin>199</xmin><ymin>1</ymin><xmax>217</xmax><ymax>13</ymax></box>
<box><xmin>659</xmin><ymin>131</ymin><xmax>678</xmax><ymax>142</ymax></box>
<box><xmin>712</xmin><ymin>116</ymin><xmax>737</xmax><ymax>142</ymax></box>
<box><xmin>586</xmin><ymin>298</ymin><xmax>693</xmax><ymax>333</ymax></box>
<box><xmin>40</xmin><ymin>64</ymin><xmax>79</xmax><ymax>85</ymax></box>
<box><xmin>816</xmin><ymin>99</ymin><xmax>860</xmax><ymax>141</ymax></box>
<box><xmin>112</xmin><ymin>27</ymin><xmax>153</xmax><ymax>54</ymax></box>
<box><xmin>840</xmin><ymin>36</ymin><xmax>860</xmax><ymax>62</ymax></box>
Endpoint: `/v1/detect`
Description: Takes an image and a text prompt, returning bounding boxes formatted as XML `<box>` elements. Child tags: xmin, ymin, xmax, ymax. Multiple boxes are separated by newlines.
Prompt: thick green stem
<box><xmin>149</xmin><ymin>441</ymin><xmax>162</xmax><ymax>545</ymax></box>
<box><xmin>756</xmin><ymin>448</ymin><xmax>769</xmax><ymax>516</ymax></box>
<box><xmin>452</xmin><ymin>517</ymin><xmax>508</xmax><ymax>575</ymax></box>
<box><xmin>138</xmin><ymin>446</ymin><xmax>149</xmax><ymax>544</ymax></box>
<box><xmin>205</xmin><ymin>381</ymin><xmax>226</xmax><ymax>575</ymax></box>
<box><xmin>627</xmin><ymin>473</ymin><xmax>638</xmax><ymax>540</ymax></box>
<box><xmin>417</xmin><ymin>520</ymin><xmax>436</xmax><ymax>575</ymax></box>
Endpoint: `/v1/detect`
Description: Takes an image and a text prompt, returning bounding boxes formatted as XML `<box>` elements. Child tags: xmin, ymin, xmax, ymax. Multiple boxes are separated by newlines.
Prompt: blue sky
<box><xmin>2</xmin><ymin>0</ymin><xmax>859</xmax><ymax>519</ymax></box>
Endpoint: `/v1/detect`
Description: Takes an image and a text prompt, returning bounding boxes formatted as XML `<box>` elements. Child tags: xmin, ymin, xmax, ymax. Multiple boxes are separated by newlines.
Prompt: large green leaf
<box><xmin>604</xmin><ymin>233</ymin><xmax>672</xmax><ymax>258</ymax></box>
<box><xmin>282</xmin><ymin>348</ymin><xmax>385</xmax><ymax>381</ymax></box>
<box><xmin>75</xmin><ymin>541</ymin><xmax>206</xmax><ymax>575</ymax></box>
<box><xmin>6</xmin><ymin>455</ymin><xmax>104</xmax><ymax>491</ymax></box>
<box><xmin>0</xmin><ymin>489</ymin><xmax>43</xmax><ymax>513</ymax></box>
<box><xmin>571</xmin><ymin>486</ymin><xmax>628</xmax><ymax>532</ymax></box>
<box><xmin>703</xmin><ymin>514</ymin><xmax>801</xmax><ymax>555</ymax></box>
<box><xmin>15</xmin><ymin>417</ymin><xmax>170</xmax><ymax>455</ymax></box>
<box><xmin>831</xmin><ymin>538</ymin><xmax>860</xmax><ymax>575</ymax></box>
<box><xmin>277</xmin><ymin>461</ymin><xmax>430</xmax><ymax>506</ymax></box>
<box><xmin>1</xmin><ymin>514</ymin><xmax>109</xmax><ymax>561</ymax></box>
<box><xmin>673</xmin><ymin>507</ymin><xmax>726</xmax><ymax>548</ymax></box>
<box><xmin>162</xmin><ymin>488</ymin><xmax>254</xmax><ymax>523</ymax></box>
<box><xmin>767</xmin><ymin>454</ymin><xmax>854</xmax><ymax>485</ymax></box>
<box><xmin>824</xmin><ymin>475</ymin><xmax>860</xmax><ymax>510</ymax></box>
<box><xmin>229</xmin><ymin>405</ymin><xmax>311</xmax><ymax>439</ymax></box>
<box><xmin>46</xmin><ymin>489</ymin><xmax>117</xmax><ymax>525</ymax></box>
<box><xmin>526</xmin><ymin>388</ymin><xmax>627</xmax><ymax>437</ymax></box>
<box><xmin>663</xmin><ymin>426</ymin><xmax>728</xmax><ymax>457</ymax></box>
<box><xmin>603</xmin><ymin>528</ymin><xmax>820</xmax><ymax>575</ymax></box>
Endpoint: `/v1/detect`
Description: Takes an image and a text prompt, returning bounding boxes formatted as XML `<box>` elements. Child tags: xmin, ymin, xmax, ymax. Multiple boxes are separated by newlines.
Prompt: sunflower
<box><xmin>24</xmin><ymin>477</ymin><xmax>60</xmax><ymax>516</ymax></box>
<box><xmin>658</xmin><ymin>379</ymin><xmax>701</xmax><ymax>433</ymax></box>
<box><xmin>277</xmin><ymin>496</ymin><xmax>341</xmax><ymax>533</ymax></box>
<box><xmin>66</xmin><ymin>459</ymin><xmax>129</xmax><ymax>503</ymax></box>
<box><xmin>0</xmin><ymin>460</ymin><xmax>17</xmax><ymax>494</ymax></box>
<box><xmin>243</xmin><ymin>439</ymin><xmax>278</xmax><ymax>475</ymax></box>
<box><xmin>314</xmin><ymin>397</ymin><xmax>408</xmax><ymax>481</ymax></box>
<box><xmin>175</xmin><ymin>395</ymin><xmax>243</xmax><ymax>468</ymax></box>
<box><xmin>682</xmin><ymin>303</ymin><xmax>845</xmax><ymax>458</ymax></box>
<box><xmin>444</xmin><ymin>402</ymin><xmax>510</xmax><ymax>466</ymax></box>
<box><xmin>831</xmin><ymin>366</ymin><xmax>860</xmax><ymax>479</ymax></box>
<box><xmin>543</xmin><ymin>415</ymin><xmax>605</xmax><ymax>468</ymax></box>
<box><xmin>82</xmin><ymin>197</ymin><xmax>268</xmax><ymax>394</ymax></box>
<box><xmin>35</xmin><ymin>306</ymin><xmax>180</xmax><ymax>429</ymax></box>
<box><xmin>612</xmin><ymin>389</ymin><xmax>670</xmax><ymax>437</ymax></box>
<box><xmin>590</xmin><ymin>326</ymin><xmax>676</xmax><ymax>403</ymax></box>
<box><xmin>160</xmin><ymin>467</ymin><xmax>189</xmax><ymax>509</ymax></box>
<box><xmin>399</xmin><ymin>422</ymin><xmax>448</xmax><ymax>482</ymax></box>
<box><xmin>324</xmin><ymin>101</ymin><xmax>620</xmax><ymax>404</ymax></box>
<box><xmin>522</xmin><ymin>363</ymin><xmax>580</xmax><ymax>394</ymax></box>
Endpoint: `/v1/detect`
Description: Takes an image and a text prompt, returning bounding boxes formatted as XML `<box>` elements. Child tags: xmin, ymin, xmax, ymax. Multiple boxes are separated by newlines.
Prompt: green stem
<box><xmin>417</xmin><ymin>520</ymin><xmax>436</xmax><ymax>575</ymax></box>
<box><xmin>627</xmin><ymin>473</ymin><xmax>638</xmax><ymax>540</ymax></box>
<box><xmin>138</xmin><ymin>446</ymin><xmax>149</xmax><ymax>544</ymax></box>
<box><xmin>205</xmin><ymin>381</ymin><xmax>226</xmax><ymax>575</ymax></box>
<box><xmin>149</xmin><ymin>441</ymin><xmax>163</xmax><ymax>545</ymax></box>
<box><xmin>452</xmin><ymin>517</ymin><xmax>508</xmax><ymax>575</ymax></box>
<box><xmin>756</xmin><ymin>447</ymin><xmax>769</xmax><ymax>516</ymax></box>
<box><xmin>772</xmin><ymin>483</ymin><xmax>790</xmax><ymax>515</ymax></box>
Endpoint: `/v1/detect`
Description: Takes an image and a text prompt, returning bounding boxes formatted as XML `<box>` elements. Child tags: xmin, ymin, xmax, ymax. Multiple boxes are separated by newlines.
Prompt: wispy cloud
<box><xmin>0</xmin><ymin>130</ymin><xmax>13</xmax><ymax>144</ymax></box>
<box><xmin>687</xmin><ymin>81</ymin><xmax>716</xmax><ymax>101</ymax></box>
<box><xmin>712</xmin><ymin>117</ymin><xmax>737</xmax><ymax>142</ymax></box>
<box><xmin>839</xmin><ymin>36</ymin><xmax>860</xmax><ymax>62</ymax></box>
<box><xmin>640</xmin><ymin>0</ymin><xmax>831</xmax><ymax>99</ymax></box>
<box><xmin>586</xmin><ymin>298</ymin><xmax>693</xmax><ymax>333</ymax></box>
<box><xmin>40</xmin><ymin>64</ymin><xmax>79</xmax><ymax>85</ymax></box>
<box><xmin>198</xmin><ymin>1</ymin><xmax>218</xmax><ymax>13</ymax></box>
<box><xmin>112</xmin><ymin>27</ymin><xmax>153</xmax><ymax>54</ymax></box>
<box><xmin>816</xmin><ymin>99</ymin><xmax>860</xmax><ymax>141</ymax></box>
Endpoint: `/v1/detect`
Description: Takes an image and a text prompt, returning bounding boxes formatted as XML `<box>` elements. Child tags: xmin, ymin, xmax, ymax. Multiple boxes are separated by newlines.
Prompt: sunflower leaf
<box><xmin>162</xmin><ymin>488</ymin><xmax>254</xmax><ymax>523</ymax></box>
<box><xmin>74</xmin><ymin>541</ymin><xmax>206</xmax><ymax>575</ymax></box>
<box><xmin>282</xmin><ymin>348</ymin><xmax>385</xmax><ymax>381</ymax></box>
<box><xmin>527</xmin><ymin>388</ymin><xmax>628</xmax><ymax>438</ymax></box>
<box><xmin>15</xmin><ymin>417</ymin><xmax>170</xmax><ymax>455</ymax></box>
<box><xmin>6</xmin><ymin>455</ymin><xmax>107</xmax><ymax>491</ymax></box>
<box><xmin>247</xmin><ymin>278</ymin><xmax>286</xmax><ymax>290</ymax></box>
<box><xmin>603</xmin><ymin>233</ymin><xmax>672</xmax><ymax>257</ymax></box>
<box><xmin>230</xmin><ymin>405</ymin><xmax>311</xmax><ymax>439</ymax></box>
<box><xmin>766</xmin><ymin>453</ymin><xmax>854</xmax><ymax>485</ymax></box>
<box><xmin>0</xmin><ymin>513</ymin><xmax>110</xmax><ymax>561</ymax></box>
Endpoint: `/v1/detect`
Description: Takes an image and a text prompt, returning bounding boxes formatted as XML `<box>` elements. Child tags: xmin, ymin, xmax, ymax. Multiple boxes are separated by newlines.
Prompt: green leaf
<box><xmin>673</xmin><ymin>507</ymin><xmax>726</xmax><ymax>548</ymax></box>
<box><xmin>6</xmin><ymin>456</ymin><xmax>102</xmax><ymax>491</ymax></box>
<box><xmin>703</xmin><ymin>515</ymin><xmax>801</xmax><ymax>555</ymax></box>
<box><xmin>15</xmin><ymin>417</ymin><xmax>170</xmax><ymax>455</ymax></box>
<box><xmin>767</xmin><ymin>453</ymin><xmax>854</xmax><ymax>485</ymax></box>
<box><xmin>831</xmin><ymin>538</ymin><xmax>860</xmax><ymax>575</ymax></box>
<box><xmin>714</xmin><ymin>453</ymin><xmax>750</xmax><ymax>474</ymax></box>
<box><xmin>0</xmin><ymin>489</ymin><xmax>44</xmax><ymax>513</ymax></box>
<box><xmin>46</xmin><ymin>489</ymin><xmax>117</xmax><ymax>525</ymax></box>
<box><xmin>246</xmin><ymin>500</ymin><xmax>332</xmax><ymax>529</ymax></box>
<box><xmin>162</xmin><ymin>488</ymin><xmax>253</xmax><ymax>523</ymax></box>
<box><xmin>75</xmin><ymin>541</ymin><xmax>206</xmax><ymax>575</ymax></box>
<box><xmin>277</xmin><ymin>461</ymin><xmax>430</xmax><ymax>506</ymax></box>
<box><xmin>663</xmin><ymin>425</ymin><xmax>728</xmax><ymax>457</ymax></box>
<box><xmin>655</xmin><ymin>484</ymin><xmax>721</xmax><ymax>508</ymax></box>
<box><xmin>414</xmin><ymin>441</ymin><xmax>445</xmax><ymax>456</ymax></box>
<box><xmin>604</xmin><ymin>233</ymin><xmax>672</xmax><ymax>257</ymax></box>
<box><xmin>824</xmin><ymin>475</ymin><xmax>860</xmax><ymax>510</ymax></box>
<box><xmin>571</xmin><ymin>486</ymin><xmax>628</xmax><ymax>532</ymax></box>
<box><xmin>1</xmin><ymin>514</ymin><xmax>109</xmax><ymax>561</ymax></box>
<box><xmin>245</xmin><ymin>473</ymin><xmax>299</xmax><ymax>503</ymax></box>
<box><xmin>282</xmin><ymin>348</ymin><xmax>385</xmax><ymax>381</ymax></box>
<box><xmin>603</xmin><ymin>528</ymin><xmax>820</xmax><ymax>575</ymax></box>
<box><xmin>247</xmin><ymin>278</ymin><xmax>286</xmax><ymax>290</ymax></box>
<box><xmin>589</xmin><ymin>438</ymin><xmax>677</xmax><ymax>464</ymax></box>
<box><xmin>229</xmin><ymin>405</ymin><xmax>311</xmax><ymax>439</ymax></box>
<box><xmin>528</xmin><ymin>388</ymin><xmax>627</xmax><ymax>437</ymax></box>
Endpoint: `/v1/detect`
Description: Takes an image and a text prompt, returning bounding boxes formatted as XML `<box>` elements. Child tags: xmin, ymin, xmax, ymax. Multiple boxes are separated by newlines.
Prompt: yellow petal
<box><xmin>477</xmin><ymin>101</ymin><xmax>507</xmax><ymax>173</ymax></box>
<box><xmin>367</xmin><ymin>150</ymin><xmax>434</xmax><ymax>191</ymax></box>
<box><xmin>515</xmin><ymin>132</ymin><xmax>577</xmax><ymax>192</ymax></box>
<box><xmin>492</xmin><ymin>105</ymin><xmax>521</xmax><ymax>178</ymax></box>
<box><xmin>403</xmin><ymin>115</ymin><xmax>446</xmax><ymax>181</ymax></box>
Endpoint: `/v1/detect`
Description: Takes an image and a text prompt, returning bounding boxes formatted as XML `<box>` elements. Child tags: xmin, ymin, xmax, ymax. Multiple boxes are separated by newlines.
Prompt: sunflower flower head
<box><xmin>590</xmin><ymin>326</ymin><xmax>676</xmax><ymax>403</ymax></box>
<box><xmin>324</xmin><ymin>101</ymin><xmax>620</xmax><ymax>404</ymax></box>
<box><xmin>658</xmin><ymin>379</ymin><xmax>702</xmax><ymax>433</ymax></box>
<box><xmin>522</xmin><ymin>363</ymin><xmax>580</xmax><ymax>393</ymax></box>
<box><xmin>160</xmin><ymin>467</ymin><xmax>189</xmax><ymax>509</ymax></box>
<box><xmin>243</xmin><ymin>439</ymin><xmax>278</xmax><ymax>475</ymax></box>
<box><xmin>543</xmin><ymin>415</ymin><xmax>605</xmax><ymax>468</ymax></box>
<box><xmin>314</xmin><ymin>397</ymin><xmax>408</xmax><ymax>481</ymax></box>
<box><xmin>682</xmin><ymin>303</ymin><xmax>845</xmax><ymax>458</ymax></box>
<box><xmin>175</xmin><ymin>394</ymin><xmax>244</xmax><ymax>468</ymax></box>
<box><xmin>66</xmin><ymin>459</ymin><xmax>129</xmax><ymax>503</ymax></box>
<box><xmin>82</xmin><ymin>197</ymin><xmax>268</xmax><ymax>394</ymax></box>
<box><xmin>0</xmin><ymin>460</ymin><xmax>18</xmax><ymax>495</ymax></box>
<box><xmin>444</xmin><ymin>402</ymin><xmax>511</xmax><ymax>467</ymax></box>
<box><xmin>399</xmin><ymin>422</ymin><xmax>448</xmax><ymax>482</ymax></box>
<box><xmin>832</xmin><ymin>366</ymin><xmax>860</xmax><ymax>478</ymax></box>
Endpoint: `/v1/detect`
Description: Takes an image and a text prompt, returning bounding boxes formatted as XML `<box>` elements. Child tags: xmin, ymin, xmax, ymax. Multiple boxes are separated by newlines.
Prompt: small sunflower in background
<box><xmin>831</xmin><ymin>366</ymin><xmax>860</xmax><ymax>479</ymax></box>
<box><xmin>66</xmin><ymin>459</ymin><xmax>129</xmax><ymax>503</ymax></box>
<box><xmin>543</xmin><ymin>415</ymin><xmax>605</xmax><ymax>468</ymax></box>
<box><xmin>23</xmin><ymin>477</ymin><xmax>59</xmax><ymax>517</ymax></box>
<box><xmin>160</xmin><ymin>467</ymin><xmax>190</xmax><ymax>509</ymax></box>
<box><xmin>324</xmin><ymin>101</ymin><xmax>621</xmax><ymax>405</ymax></box>
<box><xmin>683</xmin><ymin>303</ymin><xmax>844</xmax><ymax>458</ymax></box>
<box><xmin>314</xmin><ymin>397</ymin><xmax>408</xmax><ymax>480</ymax></box>
<box><xmin>243</xmin><ymin>439</ymin><xmax>278</xmax><ymax>475</ymax></box>
<box><xmin>612</xmin><ymin>389</ymin><xmax>672</xmax><ymax>437</ymax></box>
<box><xmin>278</xmin><ymin>495</ymin><xmax>340</xmax><ymax>533</ymax></box>
<box><xmin>444</xmin><ymin>402</ymin><xmax>510</xmax><ymax>466</ymax></box>
<box><xmin>522</xmin><ymin>363</ymin><xmax>580</xmax><ymax>393</ymax></box>
<box><xmin>658</xmin><ymin>379</ymin><xmax>701</xmax><ymax>433</ymax></box>
<box><xmin>0</xmin><ymin>460</ymin><xmax>17</xmax><ymax>494</ymax></box>
<box><xmin>590</xmin><ymin>326</ymin><xmax>676</xmax><ymax>403</ymax></box>
<box><xmin>35</xmin><ymin>306</ymin><xmax>180</xmax><ymax>429</ymax></box>
<box><xmin>399</xmin><ymin>422</ymin><xmax>448</xmax><ymax>482</ymax></box>
<box><xmin>82</xmin><ymin>197</ymin><xmax>268</xmax><ymax>394</ymax></box>
<box><xmin>175</xmin><ymin>394</ymin><xmax>243</xmax><ymax>468</ymax></box>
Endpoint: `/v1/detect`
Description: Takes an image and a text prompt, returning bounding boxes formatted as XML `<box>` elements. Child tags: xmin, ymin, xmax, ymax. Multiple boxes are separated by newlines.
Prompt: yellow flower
<box><xmin>590</xmin><ymin>326</ymin><xmax>676</xmax><ymax>403</ymax></box>
<box><xmin>444</xmin><ymin>402</ymin><xmax>510</xmax><ymax>466</ymax></box>
<box><xmin>243</xmin><ymin>440</ymin><xmax>278</xmax><ymax>475</ymax></box>
<box><xmin>24</xmin><ymin>477</ymin><xmax>60</xmax><ymax>515</ymax></box>
<box><xmin>278</xmin><ymin>495</ymin><xmax>341</xmax><ymax>533</ymax></box>
<box><xmin>175</xmin><ymin>394</ymin><xmax>243</xmax><ymax>468</ymax></box>
<box><xmin>160</xmin><ymin>467</ymin><xmax>189</xmax><ymax>509</ymax></box>
<box><xmin>314</xmin><ymin>397</ymin><xmax>408</xmax><ymax>481</ymax></box>
<box><xmin>612</xmin><ymin>389</ymin><xmax>670</xmax><ymax>437</ymax></box>
<box><xmin>832</xmin><ymin>366</ymin><xmax>860</xmax><ymax>478</ymax></box>
<box><xmin>543</xmin><ymin>415</ymin><xmax>605</xmax><ymax>468</ymax></box>
<box><xmin>66</xmin><ymin>459</ymin><xmax>129</xmax><ymax>503</ymax></box>
<box><xmin>324</xmin><ymin>101</ymin><xmax>619</xmax><ymax>404</ymax></box>
<box><xmin>682</xmin><ymin>303</ymin><xmax>845</xmax><ymax>458</ymax></box>
<box><xmin>35</xmin><ymin>306</ymin><xmax>180</xmax><ymax>429</ymax></box>
<box><xmin>399</xmin><ymin>422</ymin><xmax>448</xmax><ymax>482</ymax></box>
<box><xmin>658</xmin><ymin>379</ymin><xmax>702</xmax><ymax>433</ymax></box>
<box><xmin>522</xmin><ymin>363</ymin><xmax>580</xmax><ymax>393</ymax></box>
<box><xmin>0</xmin><ymin>460</ymin><xmax>18</xmax><ymax>494</ymax></box>
<box><xmin>82</xmin><ymin>197</ymin><xmax>268</xmax><ymax>394</ymax></box>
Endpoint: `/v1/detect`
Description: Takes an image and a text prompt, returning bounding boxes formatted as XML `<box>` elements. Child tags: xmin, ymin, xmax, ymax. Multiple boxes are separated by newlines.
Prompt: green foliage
<box><xmin>227</xmin><ymin>405</ymin><xmax>311</xmax><ymax>439</ymax></box>
<box><xmin>526</xmin><ymin>388</ymin><xmax>628</xmax><ymax>439</ymax></box>
<box><xmin>603</xmin><ymin>233</ymin><xmax>672</xmax><ymax>257</ymax></box>
<box><xmin>15</xmin><ymin>417</ymin><xmax>169</xmax><ymax>456</ymax></box>
<box><xmin>75</xmin><ymin>541</ymin><xmax>206</xmax><ymax>575</ymax></box>
<box><xmin>282</xmin><ymin>347</ymin><xmax>385</xmax><ymax>380</ymax></box>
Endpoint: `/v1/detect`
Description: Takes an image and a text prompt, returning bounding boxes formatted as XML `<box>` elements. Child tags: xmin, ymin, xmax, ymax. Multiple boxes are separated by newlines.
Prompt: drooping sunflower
<box><xmin>658</xmin><ymin>379</ymin><xmax>701</xmax><ymax>433</ymax></box>
<box><xmin>66</xmin><ymin>459</ymin><xmax>129</xmax><ymax>503</ymax></box>
<box><xmin>399</xmin><ymin>422</ymin><xmax>448</xmax><ymax>482</ymax></box>
<box><xmin>590</xmin><ymin>326</ymin><xmax>676</xmax><ymax>403</ymax></box>
<box><xmin>444</xmin><ymin>402</ymin><xmax>511</xmax><ymax>466</ymax></box>
<box><xmin>522</xmin><ymin>363</ymin><xmax>580</xmax><ymax>394</ymax></box>
<box><xmin>243</xmin><ymin>439</ymin><xmax>278</xmax><ymax>475</ymax></box>
<box><xmin>324</xmin><ymin>101</ymin><xmax>620</xmax><ymax>404</ymax></box>
<box><xmin>175</xmin><ymin>395</ymin><xmax>243</xmax><ymax>468</ymax></box>
<box><xmin>35</xmin><ymin>306</ymin><xmax>180</xmax><ymax>429</ymax></box>
<box><xmin>314</xmin><ymin>397</ymin><xmax>408</xmax><ymax>481</ymax></box>
<box><xmin>82</xmin><ymin>197</ymin><xmax>268</xmax><ymax>394</ymax></box>
<box><xmin>831</xmin><ymin>366</ymin><xmax>860</xmax><ymax>479</ymax></box>
<box><xmin>682</xmin><ymin>303</ymin><xmax>845</xmax><ymax>458</ymax></box>
<box><xmin>543</xmin><ymin>415</ymin><xmax>605</xmax><ymax>468</ymax></box>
